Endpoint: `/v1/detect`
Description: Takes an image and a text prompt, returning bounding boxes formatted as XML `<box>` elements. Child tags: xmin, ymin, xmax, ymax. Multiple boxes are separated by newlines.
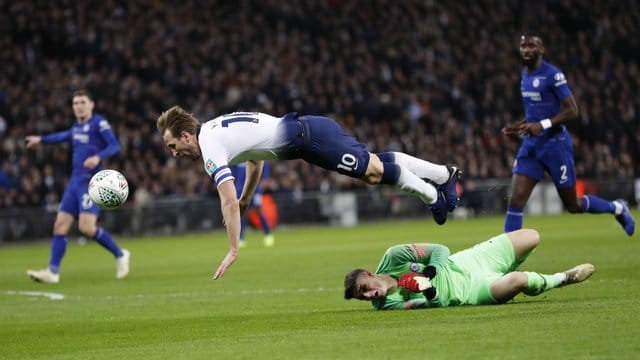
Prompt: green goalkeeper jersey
<box><xmin>372</xmin><ymin>235</ymin><xmax>514</xmax><ymax>310</ymax></box>
<box><xmin>372</xmin><ymin>243</ymin><xmax>450</xmax><ymax>310</ymax></box>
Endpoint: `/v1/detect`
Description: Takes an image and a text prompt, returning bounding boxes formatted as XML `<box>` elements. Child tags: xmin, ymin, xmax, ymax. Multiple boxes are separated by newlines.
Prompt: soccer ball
<box><xmin>88</xmin><ymin>169</ymin><xmax>129</xmax><ymax>210</ymax></box>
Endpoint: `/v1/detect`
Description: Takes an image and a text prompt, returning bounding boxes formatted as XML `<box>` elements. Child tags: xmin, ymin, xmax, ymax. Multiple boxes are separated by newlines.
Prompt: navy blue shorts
<box><xmin>59</xmin><ymin>176</ymin><xmax>100</xmax><ymax>217</ymax></box>
<box><xmin>513</xmin><ymin>129</ymin><xmax>576</xmax><ymax>188</ymax></box>
<box><xmin>297</xmin><ymin>115</ymin><xmax>369</xmax><ymax>179</ymax></box>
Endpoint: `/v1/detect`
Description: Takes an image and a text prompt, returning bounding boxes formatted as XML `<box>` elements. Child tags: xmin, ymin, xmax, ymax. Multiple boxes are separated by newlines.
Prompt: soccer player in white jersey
<box><xmin>157</xmin><ymin>106</ymin><xmax>460</xmax><ymax>279</ymax></box>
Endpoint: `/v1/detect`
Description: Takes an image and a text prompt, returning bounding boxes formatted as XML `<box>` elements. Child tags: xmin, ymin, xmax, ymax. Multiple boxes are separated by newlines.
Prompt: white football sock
<box><xmin>391</xmin><ymin>152</ymin><xmax>449</xmax><ymax>184</ymax></box>
<box><xmin>613</xmin><ymin>201</ymin><xmax>623</xmax><ymax>215</ymax></box>
<box><xmin>396</xmin><ymin>165</ymin><xmax>438</xmax><ymax>204</ymax></box>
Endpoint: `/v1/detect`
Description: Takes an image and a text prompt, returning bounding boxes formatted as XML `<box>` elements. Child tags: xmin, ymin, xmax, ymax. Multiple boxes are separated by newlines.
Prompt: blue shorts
<box><xmin>59</xmin><ymin>176</ymin><xmax>100</xmax><ymax>217</ymax></box>
<box><xmin>513</xmin><ymin>129</ymin><xmax>576</xmax><ymax>188</ymax></box>
<box><xmin>297</xmin><ymin>115</ymin><xmax>369</xmax><ymax>178</ymax></box>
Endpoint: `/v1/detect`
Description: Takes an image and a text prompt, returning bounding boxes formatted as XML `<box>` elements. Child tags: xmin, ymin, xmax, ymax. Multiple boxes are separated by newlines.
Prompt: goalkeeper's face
<box><xmin>355</xmin><ymin>273</ymin><xmax>389</xmax><ymax>300</ymax></box>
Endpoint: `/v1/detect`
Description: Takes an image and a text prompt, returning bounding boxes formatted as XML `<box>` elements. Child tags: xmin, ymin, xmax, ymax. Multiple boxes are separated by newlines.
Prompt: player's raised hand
<box><xmin>25</xmin><ymin>135</ymin><xmax>42</xmax><ymax>149</ymax></box>
<box><xmin>398</xmin><ymin>272</ymin><xmax>432</xmax><ymax>293</ymax></box>
<box><xmin>213</xmin><ymin>249</ymin><xmax>238</xmax><ymax>280</ymax></box>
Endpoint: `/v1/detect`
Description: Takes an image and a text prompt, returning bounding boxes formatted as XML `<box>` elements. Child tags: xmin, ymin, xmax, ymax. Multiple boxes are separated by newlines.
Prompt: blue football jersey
<box><xmin>514</xmin><ymin>61</ymin><xmax>577</xmax><ymax>187</ymax></box>
<box><xmin>42</xmin><ymin>114</ymin><xmax>120</xmax><ymax>179</ymax></box>
<box><xmin>520</xmin><ymin>61</ymin><xmax>573</xmax><ymax>126</ymax></box>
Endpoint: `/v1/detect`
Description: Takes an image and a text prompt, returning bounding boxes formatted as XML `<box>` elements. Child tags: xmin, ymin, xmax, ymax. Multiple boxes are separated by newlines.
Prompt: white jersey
<box><xmin>198</xmin><ymin>112</ymin><xmax>290</xmax><ymax>187</ymax></box>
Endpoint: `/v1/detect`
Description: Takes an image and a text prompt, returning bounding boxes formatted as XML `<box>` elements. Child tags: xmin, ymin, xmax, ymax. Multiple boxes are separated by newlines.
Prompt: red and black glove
<box><xmin>398</xmin><ymin>272</ymin><xmax>433</xmax><ymax>293</ymax></box>
<box><xmin>399</xmin><ymin>266</ymin><xmax>438</xmax><ymax>300</ymax></box>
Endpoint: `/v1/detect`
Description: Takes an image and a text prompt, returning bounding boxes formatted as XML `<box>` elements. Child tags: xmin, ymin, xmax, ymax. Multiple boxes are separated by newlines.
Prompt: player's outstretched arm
<box><xmin>213</xmin><ymin>180</ymin><xmax>241</xmax><ymax>280</ymax></box>
<box><xmin>26</xmin><ymin>129</ymin><xmax>72</xmax><ymax>148</ymax></box>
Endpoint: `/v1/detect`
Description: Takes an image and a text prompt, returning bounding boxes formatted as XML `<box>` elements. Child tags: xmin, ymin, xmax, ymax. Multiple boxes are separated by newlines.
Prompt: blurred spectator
<box><xmin>0</xmin><ymin>0</ymin><xmax>637</xmax><ymax>210</ymax></box>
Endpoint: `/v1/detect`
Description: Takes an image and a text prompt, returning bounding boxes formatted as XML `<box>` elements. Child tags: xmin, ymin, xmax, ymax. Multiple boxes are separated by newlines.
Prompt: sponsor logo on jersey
<box><xmin>521</xmin><ymin>91</ymin><xmax>541</xmax><ymax>101</ymax></box>
<box><xmin>73</xmin><ymin>133</ymin><xmax>90</xmax><ymax>143</ymax></box>
<box><xmin>205</xmin><ymin>159</ymin><xmax>217</xmax><ymax>174</ymax></box>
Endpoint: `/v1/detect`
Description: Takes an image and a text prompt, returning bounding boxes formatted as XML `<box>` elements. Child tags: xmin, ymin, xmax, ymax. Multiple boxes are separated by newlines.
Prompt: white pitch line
<box><xmin>4</xmin><ymin>287</ymin><xmax>340</xmax><ymax>301</ymax></box>
<box><xmin>99</xmin><ymin>287</ymin><xmax>343</xmax><ymax>300</ymax></box>
<box><xmin>5</xmin><ymin>290</ymin><xmax>65</xmax><ymax>300</ymax></box>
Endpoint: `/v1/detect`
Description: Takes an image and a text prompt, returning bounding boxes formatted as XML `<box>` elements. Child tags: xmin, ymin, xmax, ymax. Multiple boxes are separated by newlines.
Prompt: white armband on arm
<box><xmin>540</xmin><ymin>119</ymin><xmax>552</xmax><ymax>130</ymax></box>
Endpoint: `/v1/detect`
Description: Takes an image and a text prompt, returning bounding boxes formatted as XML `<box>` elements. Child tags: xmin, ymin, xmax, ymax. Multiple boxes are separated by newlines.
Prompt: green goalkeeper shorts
<box><xmin>448</xmin><ymin>234</ymin><xmax>516</xmax><ymax>305</ymax></box>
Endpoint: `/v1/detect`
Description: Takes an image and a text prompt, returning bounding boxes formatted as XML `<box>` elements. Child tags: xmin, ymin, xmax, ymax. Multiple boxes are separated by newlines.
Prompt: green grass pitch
<box><xmin>1</xmin><ymin>213</ymin><xmax>639</xmax><ymax>359</ymax></box>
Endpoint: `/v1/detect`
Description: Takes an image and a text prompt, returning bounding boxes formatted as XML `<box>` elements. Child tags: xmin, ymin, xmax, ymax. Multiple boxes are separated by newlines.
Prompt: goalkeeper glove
<box><xmin>398</xmin><ymin>272</ymin><xmax>433</xmax><ymax>293</ymax></box>
<box><xmin>423</xmin><ymin>287</ymin><xmax>437</xmax><ymax>301</ymax></box>
<box><xmin>421</xmin><ymin>265</ymin><xmax>438</xmax><ymax>300</ymax></box>
<box><xmin>422</xmin><ymin>265</ymin><xmax>437</xmax><ymax>279</ymax></box>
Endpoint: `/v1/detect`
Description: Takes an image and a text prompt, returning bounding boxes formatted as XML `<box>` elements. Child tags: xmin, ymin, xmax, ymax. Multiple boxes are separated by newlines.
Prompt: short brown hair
<box><xmin>343</xmin><ymin>268</ymin><xmax>367</xmax><ymax>300</ymax></box>
<box><xmin>156</xmin><ymin>106</ymin><xmax>200</xmax><ymax>138</ymax></box>
<box><xmin>72</xmin><ymin>89</ymin><xmax>93</xmax><ymax>101</ymax></box>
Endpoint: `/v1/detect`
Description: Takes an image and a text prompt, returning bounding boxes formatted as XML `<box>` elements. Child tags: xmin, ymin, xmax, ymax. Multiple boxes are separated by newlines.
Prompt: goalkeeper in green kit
<box><xmin>343</xmin><ymin>229</ymin><xmax>594</xmax><ymax>310</ymax></box>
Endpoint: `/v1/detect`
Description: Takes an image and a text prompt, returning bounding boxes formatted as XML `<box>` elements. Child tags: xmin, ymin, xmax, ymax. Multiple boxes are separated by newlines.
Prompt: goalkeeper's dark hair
<box><xmin>156</xmin><ymin>105</ymin><xmax>200</xmax><ymax>138</ymax></box>
<box><xmin>343</xmin><ymin>269</ymin><xmax>367</xmax><ymax>300</ymax></box>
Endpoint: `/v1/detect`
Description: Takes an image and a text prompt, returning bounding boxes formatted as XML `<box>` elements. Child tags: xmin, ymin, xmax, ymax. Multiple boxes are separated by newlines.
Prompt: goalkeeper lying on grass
<box><xmin>343</xmin><ymin>229</ymin><xmax>594</xmax><ymax>310</ymax></box>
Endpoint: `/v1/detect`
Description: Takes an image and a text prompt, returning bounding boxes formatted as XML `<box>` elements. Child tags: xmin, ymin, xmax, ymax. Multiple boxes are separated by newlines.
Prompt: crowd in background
<box><xmin>1</xmin><ymin>0</ymin><xmax>638</xmax><ymax>209</ymax></box>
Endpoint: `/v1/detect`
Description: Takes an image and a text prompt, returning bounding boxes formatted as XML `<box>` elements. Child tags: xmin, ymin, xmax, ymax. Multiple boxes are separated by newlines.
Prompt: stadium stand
<box><xmin>1</xmin><ymin>0</ymin><xmax>638</xmax><ymax>214</ymax></box>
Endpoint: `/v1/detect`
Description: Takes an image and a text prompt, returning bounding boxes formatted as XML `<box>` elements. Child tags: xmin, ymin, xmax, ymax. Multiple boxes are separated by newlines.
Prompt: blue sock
<box><xmin>380</xmin><ymin>162</ymin><xmax>401</xmax><ymax>185</ymax></box>
<box><xmin>376</xmin><ymin>152</ymin><xmax>395</xmax><ymax>163</ymax></box>
<box><xmin>240</xmin><ymin>217</ymin><xmax>247</xmax><ymax>240</ymax></box>
<box><xmin>49</xmin><ymin>235</ymin><xmax>67</xmax><ymax>274</ymax></box>
<box><xmin>259</xmin><ymin>213</ymin><xmax>271</xmax><ymax>235</ymax></box>
<box><xmin>581</xmin><ymin>195</ymin><xmax>616</xmax><ymax>214</ymax></box>
<box><xmin>504</xmin><ymin>206</ymin><xmax>524</xmax><ymax>232</ymax></box>
<box><xmin>94</xmin><ymin>227</ymin><xmax>122</xmax><ymax>257</ymax></box>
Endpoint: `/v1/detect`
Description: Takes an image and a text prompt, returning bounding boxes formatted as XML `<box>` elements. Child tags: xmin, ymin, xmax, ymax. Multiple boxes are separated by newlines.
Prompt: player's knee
<box><xmin>52</xmin><ymin>221</ymin><xmax>70</xmax><ymax>235</ymax></box>
<box><xmin>363</xmin><ymin>154</ymin><xmax>384</xmax><ymax>184</ymax></box>
<box><xmin>78</xmin><ymin>223</ymin><xmax>97</xmax><ymax>237</ymax></box>
<box><xmin>509</xmin><ymin>228</ymin><xmax>540</xmax><ymax>246</ymax></box>
<box><xmin>363</xmin><ymin>173</ymin><xmax>382</xmax><ymax>185</ymax></box>
<box><xmin>522</xmin><ymin>229</ymin><xmax>540</xmax><ymax>246</ymax></box>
